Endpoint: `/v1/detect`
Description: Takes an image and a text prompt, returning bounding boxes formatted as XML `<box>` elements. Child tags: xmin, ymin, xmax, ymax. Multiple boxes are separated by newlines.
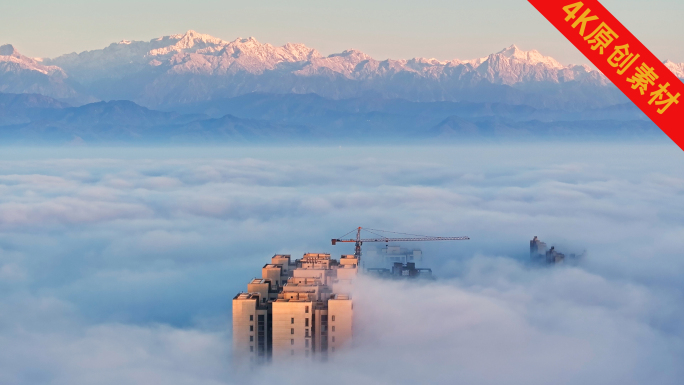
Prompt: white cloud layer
<box><xmin>0</xmin><ymin>144</ymin><xmax>682</xmax><ymax>384</ymax></box>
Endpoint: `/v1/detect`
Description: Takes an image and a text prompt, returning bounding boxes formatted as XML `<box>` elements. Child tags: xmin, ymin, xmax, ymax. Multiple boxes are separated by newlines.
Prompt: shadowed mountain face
<box><xmin>0</xmin><ymin>92</ymin><xmax>660</xmax><ymax>145</ymax></box>
<box><xmin>6</xmin><ymin>30</ymin><xmax>681</xmax><ymax>109</ymax></box>
<box><xmin>0</xmin><ymin>97</ymin><xmax>314</xmax><ymax>144</ymax></box>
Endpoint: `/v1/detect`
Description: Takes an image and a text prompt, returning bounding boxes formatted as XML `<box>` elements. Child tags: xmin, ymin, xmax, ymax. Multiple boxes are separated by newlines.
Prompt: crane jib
<box><xmin>331</xmin><ymin>236</ymin><xmax>470</xmax><ymax>243</ymax></box>
<box><xmin>331</xmin><ymin>227</ymin><xmax>469</xmax><ymax>259</ymax></box>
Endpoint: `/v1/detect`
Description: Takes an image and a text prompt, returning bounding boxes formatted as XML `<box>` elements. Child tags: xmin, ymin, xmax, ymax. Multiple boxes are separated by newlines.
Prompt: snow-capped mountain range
<box><xmin>1</xmin><ymin>30</ymin><xmax>682</xmax><ymax>108</ymax></box>
<box><xmin>0</xmin><ymin>44</ymin><xmax>86</xmax><ymax>104</ymax></box>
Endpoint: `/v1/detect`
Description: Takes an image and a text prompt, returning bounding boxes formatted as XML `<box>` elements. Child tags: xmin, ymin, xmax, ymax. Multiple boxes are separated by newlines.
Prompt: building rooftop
<box><xmin>302</xmin><ymin>253</ymin><xmax>331</xmax><ymax>260</ymax></box>
<box><xmin>234</xmin><ymin>292</ymin><xmax>259</xmax><ymax>300</ymax></box>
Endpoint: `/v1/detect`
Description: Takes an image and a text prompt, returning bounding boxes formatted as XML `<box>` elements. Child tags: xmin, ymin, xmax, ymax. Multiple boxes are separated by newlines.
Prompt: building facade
<box><xmin>366</xmin><ymin>262</ymin><xmax>433</xmax><ymax>279</ymax></box>
<box><xmin>530</xmin><ymin>236</ymin><xmax>547</xmax><ymax>262</ymax></box>
<box><xmin>364</xmin><ymin>245</ymin><xmax>423</xmax><ymax>267</ymax></box>
<box><xmin>530</xmin><ymin>236</ymin><xmax>585</xmax><ymax>265</ymax></box>
<box><xmin>233</xmin><ymin>253</ymin><xmax>357</xmax><ymax>365</ymax></box>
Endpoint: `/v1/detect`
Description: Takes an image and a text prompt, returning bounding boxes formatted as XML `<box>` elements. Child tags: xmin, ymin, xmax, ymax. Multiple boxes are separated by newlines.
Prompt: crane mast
<box><xmin>331</xmin><ymin>227</ymin><xmax>469</xmax><ymax>260</ymax></box>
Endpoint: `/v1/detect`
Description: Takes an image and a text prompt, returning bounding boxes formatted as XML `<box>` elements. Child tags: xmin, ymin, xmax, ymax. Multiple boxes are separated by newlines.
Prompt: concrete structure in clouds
<box><xmin>530</xmin><ymin>236</ymin><xmax>585</xmax><ymax>265</ymax></box>
<box><xmin>530</xmin><ymin>236</ymin><xmax>547</xmax><ymax>262</ymax></box>
<box><xmin>233</xmin><ymin>253</ymin><xmax>357</xmax><ymax>365</ymax></box>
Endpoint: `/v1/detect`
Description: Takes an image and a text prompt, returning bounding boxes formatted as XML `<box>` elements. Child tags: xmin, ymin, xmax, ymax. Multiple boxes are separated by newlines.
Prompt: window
<box><xmin>291</xmin><ymin>339</ymin><xmax>294</xmax><ymax>345</ymax></box>
<box><xmin>332</xmin><ymin>326</ymin><xmax>335</xmax><ymax>332</ymax></box>
<box><xmin>291</xmin><ymin>317</ymin><xmax>294</xmax><ymax>324</ymax></box>
<box><xmin>250</xmin><ymin>325</ymin><xmax>253</xmax><ymax>332</ymax></box>
<box><xmin>332</xmin><ymin>336</ymin><xmax>335</xmax><ymax>343</ymax></box>
<box><xmin>250</xmin><ymin>336</ymin><xmax>253</xmax><ymax>342</ymax></box>
<box><xmin>331</xmin><ymin>315</ymin><xmax>335</xmax><ymax>321</ymax></box>
<box><xmin>305</xmin><ymin>306</ymin><xmax>309</xmax><ymax>313</ymax></box>
<box><xmin>262</xmin><ymin>298</ymin><xmax>266</xmax><ymax>303</ymax></box>
<box><xmin>291</xmin><ymin>328</ymin><xmax>294</xmax><ymax>334</ymax></box>
<box><xmin>305</xmin><ymin>329</ymin><xmax>309</xmax><ymax>337</ymax></box>
<box><xmin>250</xmin><ymin>346</ymin><xmax>253</xmax><ymax>352</ymax></box>
<box><xmin>249</xmin><ymin>315</ymin><xmax>253</xmax><ymax>321</ymax></box>
<box><xmin>305</xmin><ymin>318</ymin><xmax>309</xmax><ymax>327</ymax></box>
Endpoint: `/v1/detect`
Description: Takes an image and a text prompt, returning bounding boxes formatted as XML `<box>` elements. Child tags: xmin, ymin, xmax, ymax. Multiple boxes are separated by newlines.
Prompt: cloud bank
<box><xmin>0</xmin><ymin>144</ymin><xmax>682</xmax><ymax>384</ymax></box>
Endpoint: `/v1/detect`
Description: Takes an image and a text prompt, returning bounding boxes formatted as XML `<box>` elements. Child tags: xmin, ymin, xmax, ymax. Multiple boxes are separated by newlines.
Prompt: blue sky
<box><xmin>2</xmin><ymin>0</ymin><xmax>682</xmax><ymax>64</ymax></box>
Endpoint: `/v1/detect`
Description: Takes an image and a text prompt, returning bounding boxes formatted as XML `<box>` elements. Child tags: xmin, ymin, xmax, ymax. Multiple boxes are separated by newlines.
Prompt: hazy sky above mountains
<box><xmin>2</xmin><ymin>0</ymin><xmax>682</xmax><ymax>64</ymax></box>
<box><xmin>0</xmin><ymin>144</ymin><xmax>683</xmax><ymax>384</ymax></box>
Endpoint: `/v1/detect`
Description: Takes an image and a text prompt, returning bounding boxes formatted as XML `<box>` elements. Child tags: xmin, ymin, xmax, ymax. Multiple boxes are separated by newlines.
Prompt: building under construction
<box><xmin>232</xmin><ymin>253</ymin><xmax>358</xmax><ymax>365</ymax></box>
<box><xmin>366</xmin><ymin>262</ymin><xmax>433</xmax><ymax>279</ymax></box>
<box><xmin>530</xmin><ymin>236</ymin><xmax>585</xmax><ymax>264</ymax></box>
<box><xmin>233</xmin><ymin>227</ymin><xmax>468</xmax><ymax>366</ymax></box>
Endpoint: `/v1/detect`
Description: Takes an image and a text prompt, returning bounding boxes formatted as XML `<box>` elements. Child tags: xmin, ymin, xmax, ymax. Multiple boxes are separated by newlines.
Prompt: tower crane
<box><xmin>331</xmin><ymin>227</ymin><xmax>469</xmax><ymax>260</ymax></box>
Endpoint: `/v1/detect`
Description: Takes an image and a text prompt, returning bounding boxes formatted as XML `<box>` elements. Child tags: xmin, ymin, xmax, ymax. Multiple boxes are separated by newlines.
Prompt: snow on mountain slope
<box><xmin>474</xmin><ymin>45</ymin><xmax>605</xmax><ymax>86</ymax></box>
<box><xmin>664</xmin><ymin>60</ymin><xmax>684</xmax><ymax>79</ymax></box>
<box><xmin>0</xmin><ymin>44</ymin><xmax>88</xmax><ymax>103</ymax></box>
<box><xmin>6</xmin><ymin>31</ymin><xmax>619</xmax><ymax>107</ymax></box>
<box><xmin>163</xmin><ymin>36</ymin><xmax>321</xmax><ymax>76</ymax></box>
<box><xmin>498</xmin><ymin>45</ymin><xmax>564</xmax><ymax>69</ymax></box>
<box><xmin>47</xmin><ymin>31</ymin><xmax>321</xmax><ymax>81</ymax></box>
<box><xmin>147</xmin><ymin>30</ymin><xmax>229</xmax><ymax>56</ymax></box>
<box><xmin>1</xmin><ymin>44</ymin><xmax>66</xmax><ymax>78</ymax></box>
<box><xmin>46</xmin><ymin>31</ymin><xmax>597</xmax><ymax>84</ymax></box>
<box><xmin>291</xmin><ymin>44</ymin><xmax>597</xmax><ymax>85</ymax></box>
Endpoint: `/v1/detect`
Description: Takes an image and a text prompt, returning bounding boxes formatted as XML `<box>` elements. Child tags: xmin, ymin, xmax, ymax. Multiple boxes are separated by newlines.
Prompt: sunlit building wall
<box><xmin>232</xmin><ymin>252</ymin><xmax>357</xmax><ymax>364</ymax></box>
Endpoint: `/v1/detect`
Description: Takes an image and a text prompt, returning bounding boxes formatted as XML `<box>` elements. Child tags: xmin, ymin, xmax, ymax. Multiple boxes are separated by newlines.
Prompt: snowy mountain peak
<box><xmin>664</xmin><ymin>60</ymin><xmax>684</xmax><ymax>78</ymax></box>
<box><xmin>329</xmin><ymin>49</ymin><xmax>372</xmax><ymax>61</ymax></box>
<box><xmin>493</xmin><ymin>44</ymin><xmax>564</xmax><ymax>69</ymax></box>
<box><xmin>148</xmin><ymin>30</ymin><xmax>228</xmax><ymax>56</ymax></box>
<box><xmin>168</xmin><ymin>30</ymin><xmax>227</xmax><ymax>44</ymax></box>
<box><xmin>7</xmin><ymin>33</ymin><xmax>613</xmax><ymax>107</ymax></box>
<box><xmin>234</xmin><ymin>36</ymin><xmax>258</xmax><ymax>43</ymax></box>
<box><xmin>0</xmin><ymin>44</ymin><xmax>16</xmax><ymax>56</ymax></box>
<box><xmin>0</xmin><ymin>44</ymin><xmax>84</xmax><ymax>102</ymax></box>
<box><xmin>499</xmin><ymin>44</ymin><xmax>521</xmax><ymax>55</ymax></box>
<box><xmin>144</xmin><ymin>32</ymin><xmax>320</xmax><ymax>63</ymax></box>
<box><xmin>228</xmin><ymin>36</ymin><xmax>264</xmax><ymax>48</ymax></box>
<box><xmin>0</xmin><ymin>44</ymin><xmax>65</xmax><ymax>77</ymax></box>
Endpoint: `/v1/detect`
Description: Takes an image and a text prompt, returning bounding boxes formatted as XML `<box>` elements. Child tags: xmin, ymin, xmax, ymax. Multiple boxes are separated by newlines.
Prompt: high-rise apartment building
<box><xmin>530</xmin><ymin>236</ymin><xmax>547</xmax><ymax>262</ymax></box>
<box><xmin>233</xmin><ymin>253</ymin><xmax>358</xmax><ymax>365</ymax></box>
<box><xmin>530</xmin><ymin>236</ymin><xmax>586</xmax><ymax>265</ymax></box>
<box><xmin>366</xmin><ymin>262</ymin><xmax>433</xmax><ymax>279</ymax></box>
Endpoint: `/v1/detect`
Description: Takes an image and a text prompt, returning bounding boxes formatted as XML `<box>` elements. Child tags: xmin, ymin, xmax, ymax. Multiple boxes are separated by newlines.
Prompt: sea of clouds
<box><xmin>0</xmin><ymin>144</ymin><xmax>682</xmax><ymax>385</ymax></box>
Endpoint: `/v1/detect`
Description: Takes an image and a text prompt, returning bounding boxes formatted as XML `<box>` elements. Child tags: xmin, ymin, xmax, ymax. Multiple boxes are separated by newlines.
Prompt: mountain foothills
<box><xmin>0</xmin><ymin>30</ymin><xmax>678</xmax><ymax>143</ymax></box>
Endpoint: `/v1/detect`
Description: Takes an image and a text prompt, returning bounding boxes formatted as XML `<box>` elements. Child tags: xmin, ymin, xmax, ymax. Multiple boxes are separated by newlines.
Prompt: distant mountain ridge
<box><xmin>0</xmin><ymin>96</ymin><xmax>312</xmax><ymax>143</ymax></box>
<box><xmin>0</xmin><ymin>92</ymin><xmax>660</xmax><ymax>145</ymax></box>
<box><xmin>4</xmin><ymin>30</ymin><xmax>681</xmax><ymax>109</ymax></box>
